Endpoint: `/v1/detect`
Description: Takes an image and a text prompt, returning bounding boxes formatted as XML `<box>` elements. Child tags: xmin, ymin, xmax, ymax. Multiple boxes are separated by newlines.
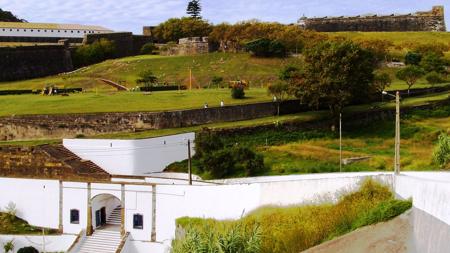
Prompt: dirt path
<box><xmin>303</xmin><ymin>211</ymin><xmax>415</xmax><ymax>253</ymax></box>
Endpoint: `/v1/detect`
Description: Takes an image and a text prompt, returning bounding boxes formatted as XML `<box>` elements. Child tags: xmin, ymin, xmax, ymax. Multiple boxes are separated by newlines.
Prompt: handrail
<box><xmin>66</xmin><ymin>229</ymin><xmax>84</xmax><ymax>252</ymax></box>
<box><xmin>115</xmin><ymin>232</ymin><xmax>131</xmax><ymax>253</ymax></box>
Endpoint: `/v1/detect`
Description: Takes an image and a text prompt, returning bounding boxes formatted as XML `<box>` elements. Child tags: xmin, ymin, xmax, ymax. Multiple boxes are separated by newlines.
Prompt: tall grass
<box><xmin>172</xmin><ymin>180</ymin><xmax>412</xmax><ymax>253</ymax></box>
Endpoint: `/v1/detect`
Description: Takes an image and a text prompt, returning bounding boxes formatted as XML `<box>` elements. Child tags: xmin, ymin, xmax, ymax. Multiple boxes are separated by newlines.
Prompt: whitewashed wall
<box><xmin>155</xmin><ymin>172</ymin><xmax>393</xmax><ymax>243</ymax></box>
<box><xmin>395</xmin><ymin>172</ymin><xmax>450</xmax><ymax>226</ymax></box>
<box><xmin>63</xmin><ymin>133</ymin><xmax>196</xmax><ymax>176</ymax></box>
<box><xmin>0</xmin><ymin>234</ymin><xmax>77</xmax><ymax>253</ymax></box>
<box><xmin>63</xmin><ymin>182</ymin><xmax>88</xmax><ymax>234</ymax></box>
<box><xmin>0</xmin><ymin>178</ymin><xmax>59</xmax><ymax>229</ymax></box>
<box><xmin>124</xmin><ymin>185</ymin><xmax>154</xmax><ymax>241</ymax></box>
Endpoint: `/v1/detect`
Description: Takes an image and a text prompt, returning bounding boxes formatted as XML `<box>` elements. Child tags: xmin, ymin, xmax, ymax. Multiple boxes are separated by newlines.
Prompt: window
<box><xmin>70</xmin><ymin>209</ymin><xmax>80</xmax><ymax>224</ymax></box>
<box><xmin>133</xmin><ymin>214</ymin><xmax>143</xmax><ymax>229</ymax></box>
<box><xmin>37</xmin><ymin>30</ymin><xmax>40</xmax><ymax>32</ymax></box>
<box><xmin>77</xmin><ymin>31</ymin><xmax>80</xmax><ymax>33</ymax></box>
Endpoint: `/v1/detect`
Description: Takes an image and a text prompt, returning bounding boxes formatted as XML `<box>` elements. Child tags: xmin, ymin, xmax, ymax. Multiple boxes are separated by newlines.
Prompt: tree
<box><xmin>268</xmin><ymin>82</ymin><xmax>289</xmax><ymax>116</ymax></box>
<box><xmin>396</xmin><ymin>66</ymin><xmax>425</xmax><ymax>95</ymax></box>
<box><xmin>153</xmin><ymin>17</ymin><xmax>211</xmax><ymax>43</ymax></box>
<box><xmin>420</xmin><ymin>53</ymin><xmax>447</xmax><ymax>74</ymax></box>
<box><xmin>433</xmin><ymin>133</ymin><xmax>450</xmax><ymax>169</ymax></box>
<box><xmin>373</xmin><ymin>72</ymin><xmax>392</xmax><ymax>101</ymax></box>
<box><xmin>17</xmin><ymin>247</ymin><xmax>39</xmax><ymax>253</ymax></box>
<box><xmin>279</xmin><ymin>65</ymin><xmax>301</xmax><ymax>82</ymax></box>
<box><xmin>291</xmin><ymin>40</ymin><xmax>376</xmax><ymax>128</ymax></box>
<box><xmin>231</xmin><ymin>83</ymin><xmax>245</xmax><ymax>99</ymax></box>
<box><xmin>186</xmin><ymin>0</ymin><xmax>202</xmax><ymax>19</ymax></box>
<box><xmin>357</xmin><ymin>39</ymin><xmax>393</xmax><ymax>64</ymax></box>
<box><xmin>72</xmin><ymin>39</ymin><xmax>116</xmax><ymax>67</ymax></box>
<box><xmin>404</xmin><ymin>52</ymin><xmax>422</xmax><ymax>65</ymax></box>
<box><xmin>211</xmin><ymin>76</ymin><xmax>224</xmax><ymax>88</ymax></box>
<box><xmin>425</xmin><ymin>72</ymin><xmax>444</xmax><ymax>87</ymax></box>
<box><xmin>136</xmin><ymin>70</ymin><xmax>158</xmax><ymax>87</ymax></box>
<box><xmin>0</xmin><ymin>8</ymin><xmax>26</xmax><ymax>22</ymax></box>
<box><xmin>140</xmin><ymin>43</ymin><xmax>157</xmax><ymax>55</ymax></box>
<box><xmin>244</xmin><ymin>38</ymin><xmax>286</xmax><ymax>58</ymax></box>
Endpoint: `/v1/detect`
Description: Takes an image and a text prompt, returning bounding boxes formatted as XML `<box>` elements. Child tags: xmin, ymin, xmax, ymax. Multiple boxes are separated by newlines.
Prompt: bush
<box><xmin>72</xmin><ymin>39</ymin><xmax>116</xmax><ymax>67</ymax></box>
<box><xmin>425</xmin><ymin>71</ymin><xmax>445</xmax><ymax>85</ymax></box>
<box><xmin>211</xmin><ymin>76</ymin><xmax>224</xmax><ymax>88</ymax></box>
<box><xmin>352</xmin><ymin>199</ymin><xmax>412</xmax><ymax>229</ymax></box>
<box><xmin>17</xmin><ymin>247</ymin><xmax>39</xmax><ymax>253</ymax></box>
<box><xmin>404</xmin><ymin>51</ymin><xmax>422</xmax><ymax>65</ymax></box>
<box><xmin>136</xmin><ymin>69</ymin><xmax>158</xmax><ymax>87</ymax></box>
<box><xmin>244</xmin><ymin>38</ymin><xmax>286</xmax><ymax>58</ymax></box>
<box><xmin>231</xmin><ymin>85</ymin><xmax>245</xmax><ymax>99</ymax></box>
<box><xmin>433</xmin><ymin>133</ymin><xmax>450</xmax><ymax>169</ymax></box>
<box><xmin>140</xmin><ymin>43</ymin><xmax>157</xmax><ymax>54</ymax></box>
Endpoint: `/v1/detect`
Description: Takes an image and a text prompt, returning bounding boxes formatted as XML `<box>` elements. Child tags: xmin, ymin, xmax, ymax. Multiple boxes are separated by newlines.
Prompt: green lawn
<box><xmin>329</xmin><ymin>32</ymin><xmax>450</xmax><ymax>46</ymax></box>
<box><xmin>0</xmin><ymin>88</ymin><xmax>271</xmax><ymax>116</ymax></box>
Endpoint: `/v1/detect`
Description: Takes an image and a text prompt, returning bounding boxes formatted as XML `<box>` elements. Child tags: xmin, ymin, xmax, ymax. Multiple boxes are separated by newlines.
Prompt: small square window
<box><xmin>70</xmin><ymin>209</ymin><xmax>80</xmax><ymax>224</ymax></box>
<box><xmin>133</xmin><ymin>214</ymin><xmax>143</xmax><ymax>229</ymax></box>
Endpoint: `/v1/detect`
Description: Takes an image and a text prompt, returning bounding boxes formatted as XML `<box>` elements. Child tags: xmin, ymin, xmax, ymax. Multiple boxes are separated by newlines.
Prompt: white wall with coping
<box><xmin>154</xmin><ymin>172</ymin><xmax>393</xmax><ymax>243</ymax></box>
<box><xmin>63</xmin><ymin>182</ymin><xmax>88</xmax><ymax>234</ymax></box>
<box><xmin>0</xmin><ymin>234</ymin><xmax>77</xmax><ymax>253</ymax></box>
<box><xmin>63</xmin><ymin>132</ymin><xmax>195</xmax><ymax>176</ymax></box>
<box><xmin>395</xmin><ymin>173</ymin><xmax>450</xmax><ymax>226</ymax></box>
<box><xmin>0</xmin><ymin>178</ymin><xmax>59</xmax><ymax>229</ymax></box>
<box><xmin>124</xmin><ymin>185</ymin><xmax>154</xmax><ymax>241</ymax></box>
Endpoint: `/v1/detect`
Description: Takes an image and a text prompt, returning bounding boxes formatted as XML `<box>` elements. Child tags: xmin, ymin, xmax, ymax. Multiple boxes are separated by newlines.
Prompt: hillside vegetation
<box><xmin>173</xmin><ymin>180</ymin><xmax>412</xmax><ymax>253</ymax></box>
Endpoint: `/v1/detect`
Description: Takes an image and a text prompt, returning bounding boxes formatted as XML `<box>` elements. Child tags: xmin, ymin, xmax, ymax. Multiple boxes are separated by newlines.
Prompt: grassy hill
<box><xmin>0</xmin><ymin>53</ymin><xmax>301</xmax><ymax>91</ymax></box>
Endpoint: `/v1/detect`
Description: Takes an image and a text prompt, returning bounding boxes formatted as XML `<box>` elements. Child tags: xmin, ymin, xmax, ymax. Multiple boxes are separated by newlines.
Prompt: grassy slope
<box><xmin>173</xmin><ymin>180</ymin><xmax>412</xmax><ymax>253</ymax></box>
<box><xmin>0</xmin><ymin>53</ymin><xmax>300</xmax><ymax>91</ymax></box>
<box><xmin>0</xmin><ymin>212</ymin><xmax>57</xmax><ymax>235</ymax></box>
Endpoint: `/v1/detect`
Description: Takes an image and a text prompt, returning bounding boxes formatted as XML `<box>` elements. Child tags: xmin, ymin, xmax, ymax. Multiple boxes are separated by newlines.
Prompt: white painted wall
<box><xmin>63</xmin><ymin>133</ymin><xmax>196</xmax><ymax>176</ymax></box>
<box><xmin>154</xmin><ymin>172</ymin><xmax>393</xmax><ymax>243</ymax></box>
<box><xmin>63</xmin><ymin>182</ymin><xmax>88</xmax><ymax>234</ymax></box>
<box><xmin>0</xmin><ymin>178</ymin><xmax>59</xmax><ymax>229</ymax></box>
<box><xmin>124</xmin><ymin>185</ymin><xmax>154</xmax><ymax>241</ymax></box>
<box><xmin>122</xmin><ymin>239</ymin><xmax>169</xmax><ymax>253</ymax></box>
<box><xmin>0</xmin><ymin>234</ymin><xmax>77</xmax><ymax>253</ymax></box>
<box><xmin>395</xmin><ymin>173</ymin><xmax>450</xmax><ymax>226</ymax></box>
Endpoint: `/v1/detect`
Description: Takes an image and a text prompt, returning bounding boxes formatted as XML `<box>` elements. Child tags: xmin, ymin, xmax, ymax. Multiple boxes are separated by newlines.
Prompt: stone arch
<box><xmin>91</xmin><ymin>193</ymin><xmax>122</xmax><ymax>229</ymax></box>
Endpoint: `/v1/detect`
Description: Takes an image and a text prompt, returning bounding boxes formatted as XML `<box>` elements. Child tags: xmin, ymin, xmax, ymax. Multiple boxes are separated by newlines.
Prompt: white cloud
<box><xmin>0</xmin><ymin>0</ymin><xmax>448</xmax><ymax>33</ymax></box>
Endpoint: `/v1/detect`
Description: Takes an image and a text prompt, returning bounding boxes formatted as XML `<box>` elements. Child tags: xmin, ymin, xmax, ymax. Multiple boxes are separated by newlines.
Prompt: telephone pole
<box><xmin>395</xmin><ymin>91</ymin><xmax>400</xmax><ymax>175</ymax></box>
<box><xmin>339</xmin><ymin>113</ymin><xmax>342</xmax><ymax>172</ymax></box>
<box><xmin>188</xmin><ymin>139</ymin><xmax>192</xmax><ymax>185</ymax></box>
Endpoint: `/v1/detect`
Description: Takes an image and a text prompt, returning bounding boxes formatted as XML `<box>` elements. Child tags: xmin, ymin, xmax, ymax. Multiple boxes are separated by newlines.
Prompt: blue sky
<box><xmin>1</xmin><ymin>0</ymin><xmax>448</xmax><ymax>33</ymax></box>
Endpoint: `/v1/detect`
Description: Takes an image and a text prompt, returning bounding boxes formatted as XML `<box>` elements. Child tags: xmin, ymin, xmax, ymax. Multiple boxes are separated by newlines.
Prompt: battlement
<box><xmin>300</xmin><ymin>6</ymin><xmax>446</xmax><ymax>32</ymax></box>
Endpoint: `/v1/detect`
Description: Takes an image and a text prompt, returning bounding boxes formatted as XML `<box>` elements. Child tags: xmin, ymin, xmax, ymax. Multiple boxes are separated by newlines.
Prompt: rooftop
<box><xmin>0</xmin><ymin>22</ymin><xmax>112</xmax><ymax>31</ymax></box>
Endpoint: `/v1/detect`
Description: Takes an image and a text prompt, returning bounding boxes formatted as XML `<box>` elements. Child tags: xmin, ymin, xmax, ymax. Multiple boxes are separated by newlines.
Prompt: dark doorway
<box><xmin>95</xmin><ymin>207</ymin><xmax>107</xmax><ymax>227</ymax></box>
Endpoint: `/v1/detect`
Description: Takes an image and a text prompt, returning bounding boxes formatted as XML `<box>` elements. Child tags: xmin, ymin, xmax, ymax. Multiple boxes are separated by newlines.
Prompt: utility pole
<box><xmin>188</xmin><ymin>139</ymin><xmax>192</xmax><ymax>185</ymax></box>
<box><xmin>189</xmin><ymin>68</ymin><xmax>192</xmax><ymax>91</ymax></box>
<box><xmin>42</xmin><ymin>185</ymin><xmax>46</xmax><ymax>253</ymax></box>
<box><xmin>395</xmin><ymin>91</ymin><xmax>401</xmax><ymax>175</ymax></box>
<box><xmin>339</xmin><ymin>113</ymin><xmax>342</xmax><ymax>173</ymax></box>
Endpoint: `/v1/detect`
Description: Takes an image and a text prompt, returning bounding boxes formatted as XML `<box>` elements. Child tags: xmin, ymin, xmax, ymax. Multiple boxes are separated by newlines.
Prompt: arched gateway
<box><xmin>91</xmin><ymin>194</ymin><xmax>122</xmax><ymax>230</ymax></box>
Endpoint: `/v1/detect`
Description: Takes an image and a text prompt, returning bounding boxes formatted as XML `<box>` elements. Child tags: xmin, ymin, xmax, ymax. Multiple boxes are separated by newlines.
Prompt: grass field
<box><xmin>329</xmin><ymin>32</ymin><xmax>450</xmax><ymax>47</ymax></box>
<box><xmin>0</xmin><ymin>88</ymin><xmax>271</xmax><ymax>116</ymax></box>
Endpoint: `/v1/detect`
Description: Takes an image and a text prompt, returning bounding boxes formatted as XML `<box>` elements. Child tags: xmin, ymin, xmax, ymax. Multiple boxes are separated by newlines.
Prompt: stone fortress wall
<box><xmin>0</xmin><ymin>40</ymin><xmax>73</xmax><ymax>82</ymax></box>
<box><xmin>300</xmin><ymin>6</ymin><xmax>446</xmax><ymax>32</ymax></box>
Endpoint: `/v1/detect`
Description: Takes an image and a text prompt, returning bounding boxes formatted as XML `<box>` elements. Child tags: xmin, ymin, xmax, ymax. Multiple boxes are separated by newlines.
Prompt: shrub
<box><xmin>140</xmin><ymin>43</ymin><xmax>157</xmax><ymax>54</ymax></box>
<box><xmin>231</xmin><ymin>85</ymin><xmax>245</xmax><ymax>99</ymax></box>
<box><xmin>244</xmin><ymin>38</ymin><xmax>287</xmax><ymax>58</ymax></box>
<box><xmin>17</xmin><ymin>247</ymin><xmax>39</xmax><ymax>253</ymax></box>
<box><xmin>425</xmin><ymin>71</ymin><xmax>445</xmax><ymax>86</ymax></box>
<box><xmin>404</xmin><ymin>51</ymin><xmax>422</xmax><ymax>65</ymax></box>
<box><xmin>72</xmin><ymin>39</ymin><xmax>116</xmax><ymax>67</ymax></box>
<box><xmin>433</xmin><ymin>133</ymin><xmax>450</xmax><ymax>169</ymax></box>
<box><xmin>421</xmin><ymin>53</ymin><xmax>447</xmax><ymax>74</ymax></box>
<box><xmin>211</xmin><ymin>76</ymin><xmax>224</xmax><ymax>88</ymax></box>
<box><xmin>352</xmin><ymin>199</ymin><xmax>412</xmax><ymax>229</ymax></box>
<box><xmin>3</xmin><ymin>240</ymin><xmax>14</xmax><ymax>253</ymax></box>
<box><xmin>136</xmin><ymin>70</ymin><xmax>158</xmax><ymax>87</ymax></box>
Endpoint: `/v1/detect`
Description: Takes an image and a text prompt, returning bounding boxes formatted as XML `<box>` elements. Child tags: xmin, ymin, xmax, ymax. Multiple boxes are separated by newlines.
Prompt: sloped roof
<box><xmin>0</xmin><ymin>145</ymin><xmax>111</xmax><ymax>182</ymax></box>
<box><xmin>0</xmin><ymin>22</ymin><xmax>111</xmax><ymax>31</ymax></box>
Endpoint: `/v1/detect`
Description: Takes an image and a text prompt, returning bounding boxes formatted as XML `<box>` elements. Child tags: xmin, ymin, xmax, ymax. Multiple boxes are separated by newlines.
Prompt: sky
<box><xmin>0</xmin><ymin>0</ymin><xmax>449</xmax><ymax>34</ymax></box>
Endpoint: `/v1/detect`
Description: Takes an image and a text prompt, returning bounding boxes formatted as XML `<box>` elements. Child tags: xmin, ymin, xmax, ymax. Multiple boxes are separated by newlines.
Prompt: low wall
<box><xmin>0</xmin><ymin>100</ymin><xmax>298</xmax><ymax>141</ymax></box>
<box><xmin>0</xmin><ymin>234</ymin><xmax>77</xmax><ymax>253</ymax></box>
<box><xmin>0</xmin><ymin>44</ymin><xmax>73</xmax><ymax>81</ymax></box>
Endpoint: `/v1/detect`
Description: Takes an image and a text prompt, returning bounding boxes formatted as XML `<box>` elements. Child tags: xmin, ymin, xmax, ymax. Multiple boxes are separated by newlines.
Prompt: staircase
<box><xmin>107</xmin><ymin>206</ymin><xmax>122</xmax><ymax>226</ymax></box>
<box><xmin>77</xmin><ymin>230</ymin><xmax>122</xmax><ymax>253</ymax></box>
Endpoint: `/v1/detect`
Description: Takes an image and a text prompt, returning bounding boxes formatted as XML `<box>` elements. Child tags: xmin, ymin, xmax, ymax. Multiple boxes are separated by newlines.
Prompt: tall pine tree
<box><xmin>186</xmin><ymin>0</ymin><xmax>202</xmax><ymax>19</ymax></box>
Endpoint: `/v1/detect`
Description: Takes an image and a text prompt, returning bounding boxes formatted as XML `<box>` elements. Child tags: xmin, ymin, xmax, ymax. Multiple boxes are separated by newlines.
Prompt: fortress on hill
<box><xmin>299</xmin><ymin>6</ymin><xmax>446</xmax><ymax>32</ymax></box>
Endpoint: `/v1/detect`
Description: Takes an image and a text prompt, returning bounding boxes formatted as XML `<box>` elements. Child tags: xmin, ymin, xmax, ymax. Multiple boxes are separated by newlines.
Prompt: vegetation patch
<box><xmin>172</xmin><ymin>180</ymin><xmax>412</xmax><ymax>253</ymax></box>
<box><xmin>0</xmin><ymin>212</ymin><xmax>57</xmax><ymax>235</ymax></box>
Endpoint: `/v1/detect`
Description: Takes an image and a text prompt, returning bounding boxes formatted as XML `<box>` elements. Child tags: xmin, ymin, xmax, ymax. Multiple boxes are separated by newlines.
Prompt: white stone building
<box><xmin>0</xmin><ymin>22</ymin><xmax>112</xmax><ymax>42</ymax></box>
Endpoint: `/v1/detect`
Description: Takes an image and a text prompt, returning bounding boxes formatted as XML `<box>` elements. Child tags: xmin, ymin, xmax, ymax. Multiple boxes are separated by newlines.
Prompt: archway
<box><xmin>91</xmin><ymin>193</ymin><xmax>122</xmax><ymax>230</ymax></box>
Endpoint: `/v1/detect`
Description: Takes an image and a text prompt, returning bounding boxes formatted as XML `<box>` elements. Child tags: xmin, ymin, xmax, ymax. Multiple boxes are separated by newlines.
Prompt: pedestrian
<box><xmin>220</xmin><ymin>100</ymin><xmax>224</xmax><ymax>107</ymax></box>
<box><xmin>204</xmin><ymin>102</ymin><xmax>208</xmax><ymax>109</ymax></box>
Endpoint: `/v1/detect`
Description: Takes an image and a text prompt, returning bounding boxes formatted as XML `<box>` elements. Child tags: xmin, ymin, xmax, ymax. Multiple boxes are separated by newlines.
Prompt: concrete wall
<box><xmin>0</xmin><ymin>178</ymin><xmax>60</xmax><ymax>229</ymax></box>
<box><xmin>0</xmin><ymin>234</ymin><xmax>77</xmax><ymax>253</ymax></box>
<box><xmin>395</xmin><ymin>172</ymin><xmax>450</xmax><ymax>253</ymax></box>
<box><xmin>63</xmin><ymin>132</ymin><xmax>195</xmax><ymax>176</ymax></box>
<box><xmin>0</xmin><ymin>44</ymin><xmax>73</xmax><ymax>81</ymax></box>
